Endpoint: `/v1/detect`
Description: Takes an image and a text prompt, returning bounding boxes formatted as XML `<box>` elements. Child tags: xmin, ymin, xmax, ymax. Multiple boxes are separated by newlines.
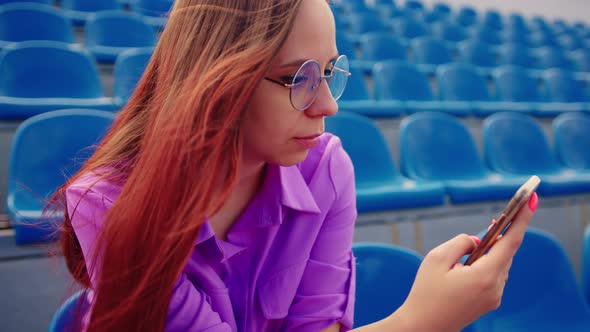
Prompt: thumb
<box><xmin>427</xmin><ymin>234</ymin><xmax>478</xmax><ymax>272</ymax></box>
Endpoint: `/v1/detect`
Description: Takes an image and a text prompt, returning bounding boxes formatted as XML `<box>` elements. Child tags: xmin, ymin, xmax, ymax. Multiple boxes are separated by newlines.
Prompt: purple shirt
<box><xmin>66</xmin><ymin>133</ymin><xmax>357</xmax><ymax>332</ymax></box>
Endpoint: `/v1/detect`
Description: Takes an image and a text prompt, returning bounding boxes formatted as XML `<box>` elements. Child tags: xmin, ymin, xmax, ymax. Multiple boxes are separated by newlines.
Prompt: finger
<box><xmin>478</xmin><ymin>192</ymin><xmax>537</xmax><ymax>271</ymax></box>
<box><xmin>426</xmin><ymin>234</ymin><xmax>478</xmax><ymax>271</ymax></box>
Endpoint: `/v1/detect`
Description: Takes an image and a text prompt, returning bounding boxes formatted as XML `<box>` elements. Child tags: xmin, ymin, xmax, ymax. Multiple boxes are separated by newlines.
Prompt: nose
<box><xmin>304</xmin><ymin>79</ymin><xmax>338</xmax><ymax>118</ymax></box>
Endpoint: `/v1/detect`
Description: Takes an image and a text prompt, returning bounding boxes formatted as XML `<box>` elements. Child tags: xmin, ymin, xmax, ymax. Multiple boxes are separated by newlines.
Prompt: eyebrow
<box><xmin>278</xmin><ymin>54</ymin><xmax>340</xmax><ymax>69</ymax></box>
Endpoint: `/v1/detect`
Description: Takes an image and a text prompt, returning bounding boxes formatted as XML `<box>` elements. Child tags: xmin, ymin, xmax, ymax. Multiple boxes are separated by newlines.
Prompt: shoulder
<box><xmin>65</xmin><ymin>168</ymin><xmax>124</xmax><ymax>220</ymax></box>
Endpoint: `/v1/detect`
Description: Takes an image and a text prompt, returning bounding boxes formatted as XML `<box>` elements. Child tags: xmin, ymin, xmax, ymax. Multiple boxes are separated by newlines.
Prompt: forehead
<box><xmin>276</xmin><ymin>0</ymin><xmax>337</xmax><ymax>65</ymax></box>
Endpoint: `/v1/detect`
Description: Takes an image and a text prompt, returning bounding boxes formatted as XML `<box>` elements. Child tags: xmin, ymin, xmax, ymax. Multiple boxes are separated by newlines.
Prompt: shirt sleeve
<box><xmin>282</xmin><ymin>137</ymin><xmax>357</xmax><ymax>332</ymax></box>
<box><xmin>65</xmin><ymin>185</ymin><xmax>232</xmax><ymax>332</ymax></box>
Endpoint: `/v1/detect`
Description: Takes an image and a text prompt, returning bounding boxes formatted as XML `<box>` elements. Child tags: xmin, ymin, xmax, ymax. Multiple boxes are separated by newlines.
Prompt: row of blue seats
<box><xmin>336</xmin><ymin>10</ymin><xmax>590</xmax><ymax>49</ymax></box>
<box><xmin>0</xmin><ymin>4</ymin><xmax>159</xmax><ymax>62</ymax></box>
<box><xmin>48</xmin><ymin>227</ymin><xmax>590</xmax><ymax>332</ymax></box>
<box><xmin>7</xmin><ymin>109</ymin><xmax>590</xmax><ymax>244</ymax></box>
<box><xmin>0</xmin><ymin>41</ymin><xmax>152</xmax><ymax>119</ymax></box>
<box><xmin>326</xmin><ymin>111</ymin><xmax>590</xmax><ymax>212</ymax></box>
<box><xmin>339</xmin><ymin>61</ymin><xmax>590</xmax><ymax>118</ymax></box>
<box><xmin>335</xmin><ymin>0</ymin><xmax>590</xmax><ymax>39</ymax></box>
<box><xmin>0</xmin><ymin>0</ymin><xmax>172</xmax><ymax>25</ymax></box>
<box><xmin>353</xmin><ymin>227</ymin><xmax>590</xmax><ymax>331</ymax></box>
<box><xmin>338</xmin><ymin>33</ymin><xmax>590</xmax><ymax>74</ymax></box>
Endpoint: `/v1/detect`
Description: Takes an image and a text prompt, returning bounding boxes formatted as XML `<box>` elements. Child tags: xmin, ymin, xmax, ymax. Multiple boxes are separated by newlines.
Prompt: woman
<box><xmin>55</xmin><ymin>0</ymin><xmax>538</xmax><ymax>331</ymax></box>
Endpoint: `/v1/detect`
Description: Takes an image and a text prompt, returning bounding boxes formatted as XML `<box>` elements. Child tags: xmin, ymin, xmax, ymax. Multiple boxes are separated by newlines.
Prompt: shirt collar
<box><xmin>195</xmin><ymin>220</ymin><xmax>246</xmax><ymax>262</ymax></box>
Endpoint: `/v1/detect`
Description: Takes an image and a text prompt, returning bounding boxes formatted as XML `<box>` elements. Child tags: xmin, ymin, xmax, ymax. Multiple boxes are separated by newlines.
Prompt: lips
<box><xmin>293</xmin><ymin>133</ymin><xmax>322</xmax><ymax>139</ymax></box>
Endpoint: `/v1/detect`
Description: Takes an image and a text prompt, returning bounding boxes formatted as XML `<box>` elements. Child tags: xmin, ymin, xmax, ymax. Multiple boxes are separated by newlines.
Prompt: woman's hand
<box><xmin>395</xmin><ymin>193</ymin><xmax>538</xmax><ymax>332</ymax></box>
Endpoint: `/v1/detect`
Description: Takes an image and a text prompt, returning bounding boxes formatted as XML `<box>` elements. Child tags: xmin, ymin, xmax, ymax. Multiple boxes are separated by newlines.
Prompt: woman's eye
<box><xmin>281</xmin><ymin>75</ymin><xmax>295</xmax><ymax>83</ymax></box>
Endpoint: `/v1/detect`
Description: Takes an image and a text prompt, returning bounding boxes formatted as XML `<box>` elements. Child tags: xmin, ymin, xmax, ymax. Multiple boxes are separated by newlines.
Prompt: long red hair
<box><xmin>51</xmin><ymin>1</ymin><xmax>303</xmax><ymax>330</ymax></box>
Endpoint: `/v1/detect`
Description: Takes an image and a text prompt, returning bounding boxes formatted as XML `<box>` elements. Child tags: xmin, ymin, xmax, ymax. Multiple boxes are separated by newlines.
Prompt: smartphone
<box><xmin>464</xmin><ymin>175</ymin><xmax>541</xmax><ymax>266</ymax></box>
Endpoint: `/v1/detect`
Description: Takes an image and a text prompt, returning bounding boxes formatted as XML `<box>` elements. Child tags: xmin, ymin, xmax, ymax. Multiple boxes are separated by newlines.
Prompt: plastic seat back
<box><xmin>373</xmin><ymin>60</ymin><xmax>432</xmax><ymax>101</ymax></box>
<box><xmin>113</xmin><ymin>47</ymin><xmax>153</xmax><ymax>106</ymax></box>
<box><xmin>437</xmin><ymin>63</ymin><xmax>491</xmax><ymax>101</ymax></box>
<box><xmin>399</xmin><ymin>111</ymin><xmax>487</xmax><ymax>180</ymax></box>
<box><xmin>0</xmin><ymin>3</ymin><xmax>74</xmax><ymax>45</ymax></box>
<box><xmin>0</xmin><ymin>41</ymin><xmax>104</xmax><ymax>98</ymax></box>
<box><xmin>326</xmin><ymin>112</ymin><xmax>399</xmax><ymax>185</ymax></box>
<box><xmin>353</xmin><ymin>243</ymin><xmax>423</xmax><ymax>327</ymax></box>
<box><xmin>85</xmin><ymin>10</ymin><xmax>156</xmax><ymax>48</ymax></box>
<box><xmin>553</xmin><ymin>112</ymin><xmax>590</xmax><ymax>170</ymax></box>
<box><xmin>483</xmin><ymin>112</ymin><xmax>561</xmax><ymax>175</ymax></box>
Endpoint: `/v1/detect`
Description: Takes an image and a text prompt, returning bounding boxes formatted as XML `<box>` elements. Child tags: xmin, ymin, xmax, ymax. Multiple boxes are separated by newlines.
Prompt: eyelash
<box><xmin>281</xmin><ymin>67</ymin><xmax>334</xmax><ymax>83</ymax></box>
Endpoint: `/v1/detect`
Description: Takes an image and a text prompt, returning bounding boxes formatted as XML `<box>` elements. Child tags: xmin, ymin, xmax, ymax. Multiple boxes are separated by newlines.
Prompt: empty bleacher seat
<box><xmin>0</xmin><ymin>0</ymin><xmax>52</xmax><ymax>4</ymax></box>
<box><xmin>571</xmin><ymin>49</ymin><xmax>590</xmax><ymax>72</ymax></box>
<box><xmin>553</xmin><ymin>112</ymin><xmax>590</xmax><ymax>170</ymax></box>
<box><xmin>0</xmin><ymin>41</ymin><xmax>116</xmax><ymax>119</ymax></box>
<box><xmin>60</xmin><ymin>0</ymin><xmax>121</xmax><ymax>25</ymax></box>
<box><xmin>113</xmin><ymin>47</ymin><xmax>152</xmax><ymax>107</ymax></box>
<box><xmin>472</xmin><ymin>229</ymin><xmax>590</xmax><ymax>331</ymax></box>
<box><xmin>456</xmin><ymin>6</ymin><xmax>478</xmax><ymax>28</ymax></box>
<box><xmin>345</xmin><ymin>13</ymin><xmax>388</xmax><ymax>36</ymax></box>
<box><xmin>436</xmin><ymin>63</ymin><xmax>507</xmax><ymax>117</ymax></box>
<box><xmin>458</xmin><ymin>41</ymin><xmax>498</xmax><ymax>75</ymax></box>
<box><xmin>431</xmin><ymin>21</ymin><xmax>468</xmax><ymax>44</ymax></box>
<box><xmin>497</xmin><ymin>43</ymin><xmax>537</xmax><ymax>67</ymax></box>
<box><xmin>471</xmin><ymin>25</ymin><xmax>503</xmax><ymax>45</ymax></box>
<box><xmin>84</xmin><ymin>10</ymin><xmax>157</xmax><ymax>63</ymax></box>
<box><xmin>132</xmin><ymin>0</ymin><xmax>173</xmax><ymax>28</ymax></box>
<box><xmin>491</xmin><ymin>65</ymin><xmax>542</xmax><ymax>114</ymax></box>
<box><xmin>540</xmin><ymin>68</ymin><xmax>589</xmax><ymax>114</ymax></box>
<box><xmin>399</xmin><ymin>111</ymin><xmax>527</xmax><ymax>204</ymax></box>
<box><xmin>0</xmin><ymin>3</ymin><xmax>74</xmax><ymax>48</ymax></box>
<box><xmin>7</xmin><ymin>109</ymin><xmax>115</xmax><ymax>244</ymax></box>
<box><xmin>483</xmin><ymin>112</ymin><xmax>590</xmax><ymax>196</ymax></box>
<box><xmin>353</xmin><ymin>243</ymin><xmax>422</xmax><ymax>328</ymax></box>
<box><xmin>48</xmin><ymin>290</ymin><xmax>90</xmax><ymax>332</ymax></box>
<box><xmin>373</xmin><ymin>60</ymin><xmax>449</xmax><ymax>115</ymax></box>
<box><xmin>410</xmin><ymin>37</ymin><xmax>453</xmax><ymax>74</ymax></box>
<box><xmin>535</xmin><ymin>46</ymin><xmax>574</xmax><ymax>70</ymax></box>
<box><xmin>389</xmin><ymin>17</ymin><xmax>430</xmax><ymax>40</ymax></box>
<box><xmin>357</xmin><ymin>32</ymin><xmax>406</xmax><ymax>72</ymax></box>
<box><xmin>326</xmin><ymin>111</ymin><xmax>445</xmax><ymax>211</ymax></box>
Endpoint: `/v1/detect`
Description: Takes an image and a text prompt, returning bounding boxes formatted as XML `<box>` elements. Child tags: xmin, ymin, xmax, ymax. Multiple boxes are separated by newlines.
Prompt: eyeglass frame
<box><xmin>264</xmin><ymin>54</ymin><xmax>352</xmax><ymax>111</ymax></box>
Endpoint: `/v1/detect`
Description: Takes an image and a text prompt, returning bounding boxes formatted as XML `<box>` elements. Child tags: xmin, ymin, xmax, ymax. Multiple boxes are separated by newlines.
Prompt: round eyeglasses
<box><xmin>264</xmin><ymin>54</ymin><xmax>351</xmax><ymax>111</ymax></box>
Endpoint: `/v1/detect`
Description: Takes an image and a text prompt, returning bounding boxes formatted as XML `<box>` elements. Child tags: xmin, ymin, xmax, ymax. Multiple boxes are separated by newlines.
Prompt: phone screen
<box><xmin>464</xmin><ymin>175</ymin><xmax>541</xmax><ymax>266</ymax></box>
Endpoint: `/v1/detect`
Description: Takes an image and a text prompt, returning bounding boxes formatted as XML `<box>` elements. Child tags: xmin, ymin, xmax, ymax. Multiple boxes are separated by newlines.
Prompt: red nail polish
<box><xmin>528</xmin><ymin>192</ymin><xmax>538</xmax><ymax>212</ymax></box>
<box><xmin>470</xmin><ymin>235</ymin><xmax>481</xmax><ymax>246</ymax></box>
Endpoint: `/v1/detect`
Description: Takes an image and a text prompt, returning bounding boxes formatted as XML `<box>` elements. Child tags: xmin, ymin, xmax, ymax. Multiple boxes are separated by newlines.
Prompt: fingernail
<box><xmin>491</xmin><ymin>218</ymin><xmax>497</xmax><ymax>225</ymax></box>
<box><xmin>470</xmin><ymin>235</ymin><xmax>481</xmax><ymax>246</ymax></box>
<box><xmin>528</xmin><ymin>192</ymin><xmax>538</xmax><ymax>212</ymax></box>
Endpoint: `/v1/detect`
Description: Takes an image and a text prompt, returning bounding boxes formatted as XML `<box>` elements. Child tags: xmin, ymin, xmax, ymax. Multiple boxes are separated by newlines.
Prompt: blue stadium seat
<box><xmin>373</xmin><ymin>60</ymin><xmax>453</xmax><ymax>115</ymax></box>
<box><xmin>113</xmin><ymin>47</ymin><xmax>152</xmax><ymax>107</ymax></box>
<box><xmin>571</xmin><ymin>49</ymin><xmax>590</xmax><ymax>72</ymax></box>
<box><xmin>132</xmin><ymin>0</ymin><xmax>173</xmax><ymax>28</ymax></box>
<box><xmin>431</xmin><ymin>21</ymin><xmax>468</xmax><ymax>44</ymax></box>
<box><xmin>336</xmin><ymin>65</ymin><xmax>397</xmax><ymax>117</ymax></box>
<box><xmin>84</xmin><ymin>10</ymin><xmax>157</xmax><ymax>63</ymax></box>
<box><xmin>472</xmin><ymin>229</ymin><xmax>590</xmax><ymax>331</ymax></box>
<box><xmin>410</xmin><ymin>37</ymin><xmax>453</xmax><ymax>74</ymax></box>
<box><xmin>559</xmin><ymin>34</ymin><xmax>585</xmax><ymax>51</ymax></box>
<box><xmin>553</xmin><ymin>112</ymin><xmax>590</xmax><ymax>170</ymax></box>
<box><xmin>437</xmin><ymin>63</ymin><xmax>507</xmax><ymax>117</ymax></box>
<box><xmin>0</xmin><ymin>41</ymin><xmax>116</xmax><ymax>120</ymax></box>
<box><xmin>390</xmin><ymin>17</ymin><xmax>430</xmax><ymax>39</ymax></box>
<box><xmin>404</xmin><ymin>0</ymin><xmax>424</xmax><ymax>11</ymax></box>
<box><xmin>7</xmin><ymin>109</ymin><xmax>115</xmax><ymax>244</ymax></box>
<box><xmin>60</xmin><ymin>0</ymin><xmax>121</xmax><ymax>25</ymax></box>
<box><xmin>491</xmin><ymin>65</ymin><xmax>541</xmax><ymax>114</ymax></box>
<box><xmin>0</xmin><ymin>0</ymin><xmax>52</xmax><ymax>4</ymax></box>
<box><xmin>540</xmin><ymin>68</ymin><xmax>589</xmax><ymax>114</ymax></box>
<box><xmin>357</xmin><ymin>32</ymin><xmax>406</xmax><ymax>73</ymax></box>
<box><xmin>482</xmin><ymin>10</ymin><xmax>503</xmax><ymax>31</ymax></box>
<box><xmin>529</xmin><ymin>31</ymin><xmax>560</xmax><ymax>48</ymax></box>
<box><xmin>584</xmin><ymin>224</ymin><xmax>590</xmax><ymax>307</ymax></box>
<box><xmin>459</xmin><ymin>41</ymin><xmax>498</xmax><ymax>71</ymax></box>
<box><xmin>535</xmin><ymin>47</ymin><xmax>574</xmax><ymax>70</ymax></box>
<box><xmin>399</xmin><ymin>111</ymin><xmax>528</xmax><ymax>204</ymax></box>
<box><xmin>326</xmin><ymin>112</ymin><xmax>445</xmax><ymax>211</ymax></box>
<box><xmin>456</xmin><ymin>6</ymin><xmax>478</xmax><ymax>27</ymax></box>
<box><xmin>336</xmin><ymin>33</ymin><xmax>357</xmax><ymax>60</ymax></box>
<box><xmin>353</xmin><ymin>243</ymin><xmax>422</xmax><ymax>328</ymax></box>
<box><xmin>0</xmin><ymin>3</ymin><xmax>74</xmax><ymax>48</ymax></box>
<box><xmin>497</xmin><ymin>43</ymin><xmax>537</xmax><ymax>67</ymax></box>
<box><xmin>346</xmin><ymin>13</ymin><xmax>389</xmax><ymax>36</ymax></box>
<box><xmin>502</xmin><ymin>30</ymin><xmax>531</xmax><ymax>46</ymax></box>
<box><xmin>48</xmin><ymin>290</ymin><xmax>90</xmax><ymax>332</ymax></box>
<box><xmin>483</xmin><ymin>112</ymin><xmax>590</xmax><ymax>196</ymax></box>
<box><xmin>471</xmin><ymin>25</ymin><xmax>503</xmax><ymax>45</ymax></box>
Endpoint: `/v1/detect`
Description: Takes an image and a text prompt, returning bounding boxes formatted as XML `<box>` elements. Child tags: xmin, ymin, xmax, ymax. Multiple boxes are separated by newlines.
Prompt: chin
<box><xmin>274</xmin><ymin>150</ymin><xmax>310</xmax><ymax>167</ymax></box>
